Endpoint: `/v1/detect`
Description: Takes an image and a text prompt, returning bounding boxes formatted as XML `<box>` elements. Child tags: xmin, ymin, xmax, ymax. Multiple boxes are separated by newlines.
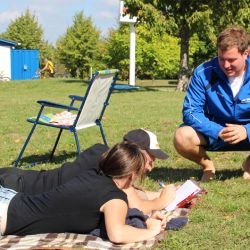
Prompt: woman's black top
<box><xmin>5</xmin><ymin>167</ymin><xmax>127</xmax><ymax>235</ymax></box>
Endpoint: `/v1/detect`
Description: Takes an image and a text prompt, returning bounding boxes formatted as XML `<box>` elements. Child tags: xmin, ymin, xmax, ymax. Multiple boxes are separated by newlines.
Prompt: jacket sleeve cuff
<box><xmin>212</xmin><ymin>125</ymin><xmax>224</xmax><ymax>140</ymax></box>
<box><xmin>243</xmin><ymin>124</ymin><xmax>250</xmax><ymax>142</ymax></box>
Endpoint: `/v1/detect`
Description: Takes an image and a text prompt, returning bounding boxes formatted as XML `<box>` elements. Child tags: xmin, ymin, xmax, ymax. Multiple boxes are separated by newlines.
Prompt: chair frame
<box><xmin>14</xmin><ymin>69</ymin><xmax>119</xmax><ymax>167</ymax></box>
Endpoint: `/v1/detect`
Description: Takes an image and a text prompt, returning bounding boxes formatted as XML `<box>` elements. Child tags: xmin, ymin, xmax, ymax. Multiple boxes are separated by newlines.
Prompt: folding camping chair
<box><xmin>14</xmin><ymin>69</ymin><xmax>119</xmax><ymax>167</ymax></box>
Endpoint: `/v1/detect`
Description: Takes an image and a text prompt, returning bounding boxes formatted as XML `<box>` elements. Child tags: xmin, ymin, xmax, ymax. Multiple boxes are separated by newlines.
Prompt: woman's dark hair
<box><xmin>99</xmin><ymin>142</ymin><xmax>145</xmax><ymax>179</ymax></box>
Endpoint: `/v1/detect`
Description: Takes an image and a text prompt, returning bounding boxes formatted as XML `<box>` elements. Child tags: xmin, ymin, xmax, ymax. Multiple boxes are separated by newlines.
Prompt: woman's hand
<box><xmin>151</xmin><ymin>211</ymin><xmax>167</xmax><ymax>230</ymax></box>
<box><xmin>145</xmin><ymin>217</ymin><xmax>162</xmax><ymax>234</ymax></box>
<box><xmin>158</xmin><ymin>184</ymin><xmax>176</xmax><ymax>208</ymax></box>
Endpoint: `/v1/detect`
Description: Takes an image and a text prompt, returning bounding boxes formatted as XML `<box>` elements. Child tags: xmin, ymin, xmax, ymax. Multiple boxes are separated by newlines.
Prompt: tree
<box><xmin>56</xmin><ymin>11</ymin><xmax>100</xmax><ymax>78</ymax></box>
<box><xmin>106</xmin><ymin>24</ymin><xmax>180</xmax><ymax>80</ymax></box>
<box><xmin>124</xmin><ymin>0</ymin><xmax>250</xmax><ymax>91</ymax></box>
<box><xmin>1</xmin><ymin>9</ymin><xmax>53</xmax><ymax>62</ymax></box>
<box><xmin>105</xmin><ymin>26</ymin><xmax>130</xmax><ymax>79</ymax></box>
<box><xmin>92</xmin><ymin>39</ymin><xmax>109</xmax><ymax>74</ymax></box>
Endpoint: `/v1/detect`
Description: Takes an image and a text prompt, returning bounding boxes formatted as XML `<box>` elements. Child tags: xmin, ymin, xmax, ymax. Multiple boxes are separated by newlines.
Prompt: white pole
<box><xmin>90</xmin><ymin>66</ymin><xmax>92</xmax><ymax>79</ymax></box>
<box><xmin>129</xmin><ymin>24</ymin><xmax>136</xmax><ymax>86</ymax></box>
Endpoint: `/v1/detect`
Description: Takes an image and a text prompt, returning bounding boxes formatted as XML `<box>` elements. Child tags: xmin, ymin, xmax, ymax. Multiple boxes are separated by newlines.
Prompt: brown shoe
<box><xmin>201</xmin><ymin>170</ymin><xmax>216</xmax><ymax>182</ymax></box>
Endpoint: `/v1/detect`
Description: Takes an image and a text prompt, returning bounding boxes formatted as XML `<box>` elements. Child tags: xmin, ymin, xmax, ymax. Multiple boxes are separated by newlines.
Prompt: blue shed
<box><xmin>11</xmin><ymin>49</ymin><xmax>39</xmax><ymax>80</ymax></box>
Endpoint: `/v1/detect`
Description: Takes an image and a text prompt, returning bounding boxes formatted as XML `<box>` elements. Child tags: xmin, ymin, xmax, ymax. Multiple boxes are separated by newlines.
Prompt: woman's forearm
<box><xmin>107</xmin><ymin>223</ymin><xmax>161</xmax><ymax>244</ymax></box>
<box><xmin>103</xmin><ymin>199</ymin><xmax>162</xmax><ymax>243</ymax></box>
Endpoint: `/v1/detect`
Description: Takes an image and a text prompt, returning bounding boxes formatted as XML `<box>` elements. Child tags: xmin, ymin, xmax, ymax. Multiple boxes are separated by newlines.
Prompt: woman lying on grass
<box><xmin>0</xmin><ymin>129</ymin><xmax>177</xmax><ymax>216</ymax></box>
<box><xmin>0</xmin><ymin>142</ymin><xmax>171</xmax><ymax>243</ymax></box>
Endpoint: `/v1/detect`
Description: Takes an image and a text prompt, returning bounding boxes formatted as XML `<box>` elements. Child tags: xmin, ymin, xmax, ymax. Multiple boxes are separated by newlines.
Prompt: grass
<box><xmin>1</xmin><ymin>78</ymin><xmax>250</xmax><ymax>249</ymax></box>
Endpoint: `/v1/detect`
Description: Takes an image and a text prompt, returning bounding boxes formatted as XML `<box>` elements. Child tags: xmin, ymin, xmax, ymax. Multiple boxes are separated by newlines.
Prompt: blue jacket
<box><xmin>183</xmin><ymin>56</ymin><xmax>250</xmax><ymax>141</ymax></box>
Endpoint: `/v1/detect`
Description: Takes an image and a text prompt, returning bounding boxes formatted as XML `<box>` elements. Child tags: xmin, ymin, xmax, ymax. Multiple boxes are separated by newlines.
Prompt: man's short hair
<box><xmin>217</xmin><ymin>26</ymin><xmax>248</xmax><ymax>53</ymax></box>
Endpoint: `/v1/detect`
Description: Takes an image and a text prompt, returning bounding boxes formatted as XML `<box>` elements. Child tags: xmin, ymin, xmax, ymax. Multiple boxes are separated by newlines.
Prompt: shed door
<box><xmin>11</xmin><ymin>50</ymin><xmax>39</xmax><ymax>80</ymax></box>
<box><xmin>0</xmin><ymin>46</ymin><xmax>11</xmax><ymax>79</ymax></box>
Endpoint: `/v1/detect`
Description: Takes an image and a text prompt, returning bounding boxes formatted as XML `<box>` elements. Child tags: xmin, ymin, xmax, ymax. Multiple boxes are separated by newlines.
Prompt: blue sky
<box><xmin>0</xmin><ymin>0</ymin><xmax>120</xmax><ymax>44</ymax></box>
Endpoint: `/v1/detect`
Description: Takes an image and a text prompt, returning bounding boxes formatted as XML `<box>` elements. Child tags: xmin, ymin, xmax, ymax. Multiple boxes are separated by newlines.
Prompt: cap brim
<box><xmin>148</xmin><ymin>149</ymin><xmax>168</xmax><ymax>160</ymax></box>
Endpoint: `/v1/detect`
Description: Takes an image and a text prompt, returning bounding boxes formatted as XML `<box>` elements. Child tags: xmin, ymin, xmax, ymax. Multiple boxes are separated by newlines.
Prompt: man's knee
<box><xmin>174</xmin><ymin>126</ymin><xmax>201</xmax><ymax>151</ymax></box>
<box><xmin>174</xmin><ymin>126</ymin><xmax>192</xmax><ymax>144</ymax></box>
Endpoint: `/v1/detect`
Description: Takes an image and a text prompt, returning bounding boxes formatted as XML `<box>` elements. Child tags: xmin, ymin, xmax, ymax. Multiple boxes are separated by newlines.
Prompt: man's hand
<box><xmin>219</xmin><ymin>124</ymin><xmax>247</xmax><ymax>144</ymax></box>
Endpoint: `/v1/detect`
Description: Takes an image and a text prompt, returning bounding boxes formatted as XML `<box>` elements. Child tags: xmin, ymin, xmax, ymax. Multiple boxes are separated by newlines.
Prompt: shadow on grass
<box><xmin>12</xmin><ymin>151</ymin><xmax>77</xmax><ymax>168</ymax></box>
<box><xmin>57</xmin><ymin>80</ymin><xmax>177</xmax><ymax>92</ymax></box>
<box><xmin>143</xmin><ymin>85</ymin><xmax>176</xmax><ymax>91</ymax></box>
<box><xmin>112</xmin><ymin>85</ymin><xmax>176</xmax><ymax>94</ymax></box>
<box><xmin>56</xmin><ymin>79</ymin><xmax>90</xmax><ymax>85</ymax></box>
<box><xmin>149</xmin><ymin>166</ymin><xmax>243</xmax><ymax>182</ymax></box>
<box><xmin>59</xmin><ymin>79</ymin><xmax>84</xmax><ymax>84</ymax></box>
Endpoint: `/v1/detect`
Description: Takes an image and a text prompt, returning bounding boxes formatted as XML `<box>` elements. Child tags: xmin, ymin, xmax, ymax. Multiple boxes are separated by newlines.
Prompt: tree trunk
<box><xmin>176</xmin><ymin>22</ymin><xmax>190</xmax><ymax>92</ymax></box>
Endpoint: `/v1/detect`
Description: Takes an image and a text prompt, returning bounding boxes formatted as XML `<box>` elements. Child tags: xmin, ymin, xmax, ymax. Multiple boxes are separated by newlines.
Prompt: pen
<box><xmin>159</xmin><ymin>181</ymin><xmax>165</xmax><ymax>188</ymax></box>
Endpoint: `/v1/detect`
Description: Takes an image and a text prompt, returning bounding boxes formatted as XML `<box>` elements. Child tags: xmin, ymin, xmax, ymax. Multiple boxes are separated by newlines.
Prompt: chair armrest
<box><xmin>37</xmin><ymin>100</ymin><xmax>79</xmax><ymax>111</ymax></box>
<box><xmin>68</xmin><ymin>95</ymin><xmax>85</xmax><ymax>102</ymax></box>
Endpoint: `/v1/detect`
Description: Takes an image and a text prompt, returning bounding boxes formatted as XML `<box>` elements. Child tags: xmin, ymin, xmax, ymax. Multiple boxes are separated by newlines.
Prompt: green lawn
<box><xmin>1</xmin><ymin>78</ymin><xmax>249</xmax><ymax>249</ymax></box>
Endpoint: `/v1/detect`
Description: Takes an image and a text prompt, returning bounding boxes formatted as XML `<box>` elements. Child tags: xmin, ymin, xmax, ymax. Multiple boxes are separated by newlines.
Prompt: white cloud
<box><xmin>100</xmin><ymin>11</ymin><xmax>115</xmax><ymax>19</ymax></box>
<box><xmin>0</xmin><ymin>0</ymin><xmax>120</xmax><ymax>44</ymax></box>
<box><xmin>0</xmin><ymin>10</ymin><xmax>20</xmax><ymax>26</ymax></box>
<box><xmin>104</xmin><ymin>0</ymin><xmax>119</xmax><ymax>7</ymax></box>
